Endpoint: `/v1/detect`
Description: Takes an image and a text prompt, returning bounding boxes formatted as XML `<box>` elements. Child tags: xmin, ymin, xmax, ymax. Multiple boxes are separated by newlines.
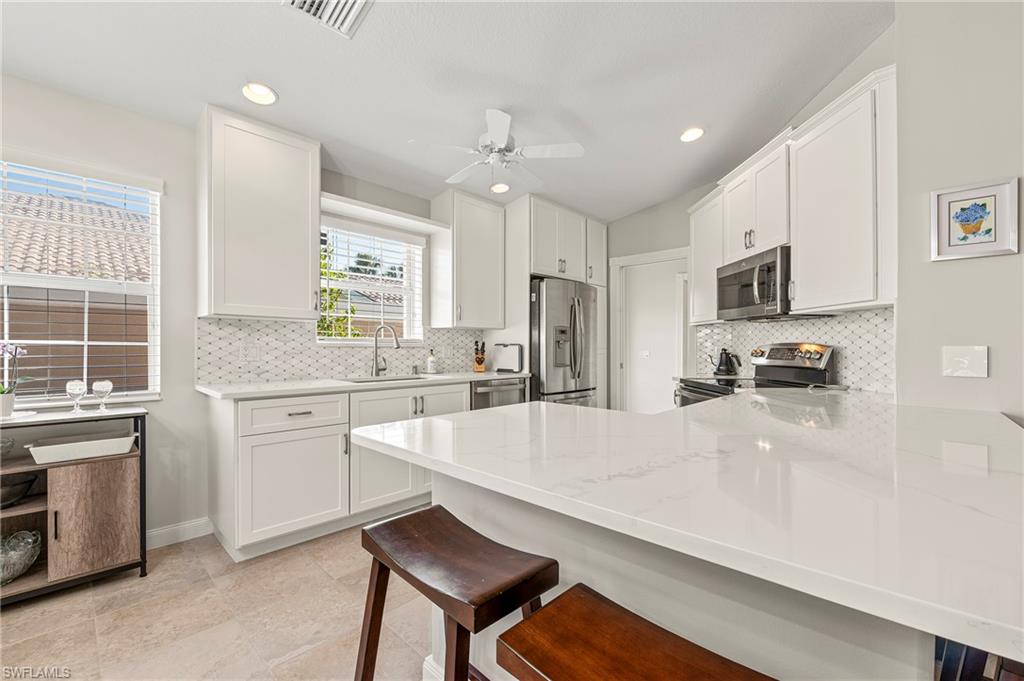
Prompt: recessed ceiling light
<box><xmin>680</xmin><ymin>127</ymin><xmax>704</xmax><ymax>143</ymax></box>
<box><xmin>242</xmin><ymin>82</ymin><xmax>278</xmax><ymax>106</ymax></box>
<box><xmin>490</xmin><ymin>182</ymin><xmax>510</xmax><ymax>194</ymax></box>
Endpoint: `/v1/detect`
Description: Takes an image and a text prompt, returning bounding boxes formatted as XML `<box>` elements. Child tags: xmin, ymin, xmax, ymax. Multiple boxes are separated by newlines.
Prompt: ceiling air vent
<box><xmin>285</xmin><ymin>0</ymin><xmax>374</xmax><ymax>39</ymax></box>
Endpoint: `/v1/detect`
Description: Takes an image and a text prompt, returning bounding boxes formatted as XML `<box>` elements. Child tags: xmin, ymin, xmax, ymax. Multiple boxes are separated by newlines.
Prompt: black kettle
<box><xmin>713</xmin><ymin>348</ymin><xmax>742</xmax><ymax>376</ymax></box>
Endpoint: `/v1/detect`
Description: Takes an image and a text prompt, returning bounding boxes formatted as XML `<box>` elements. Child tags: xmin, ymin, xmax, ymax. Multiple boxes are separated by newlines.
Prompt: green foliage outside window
<box><xmin>318</xmin><ymin>243</ymin><xmax>361</xmax><ymax>338</ymax></box>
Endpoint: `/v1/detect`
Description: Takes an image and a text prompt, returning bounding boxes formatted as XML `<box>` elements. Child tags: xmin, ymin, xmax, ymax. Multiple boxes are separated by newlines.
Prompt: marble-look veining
<box><xmin>194</xmin><ymin>371</ymin><xmax>530</xmax><ymax>400</ymax></box>
<box><xmin>352</xmin><ymin>390</ymin><xmax>1024</xmax><ymax>660</ymax></box>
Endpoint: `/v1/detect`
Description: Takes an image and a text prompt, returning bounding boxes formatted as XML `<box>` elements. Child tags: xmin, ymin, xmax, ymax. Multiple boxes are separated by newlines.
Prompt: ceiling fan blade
<box><xmin>408</xmin><ymin>139</ymin><xmax>478</xmax><ymax>154</ymax></box>
<box><xmin>445</xmin><ymin>160</ymin><xmax>487</xmax><ymax>184</ymax></box>
<box><xmin>485</xmin><ymin>109</ymin><xmax>512</xmax><ymax>148</ymax></box>
<box><xmin>516</xmin><ymin>142</ymin><xmax>585</xmax><ymax>159</ymax></box>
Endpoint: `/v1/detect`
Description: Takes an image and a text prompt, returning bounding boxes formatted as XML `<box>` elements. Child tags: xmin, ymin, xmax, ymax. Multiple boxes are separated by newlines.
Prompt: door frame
<box><xmin>609</xmin><ymin>247</ymin><xmax>691</xmax><ymax>411</ymax></box>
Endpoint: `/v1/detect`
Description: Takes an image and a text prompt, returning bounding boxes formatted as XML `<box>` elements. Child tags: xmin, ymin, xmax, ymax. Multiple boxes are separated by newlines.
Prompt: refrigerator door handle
<box><xmin>575</xmin><ymin>296</ymin><xmax>585</xmax><ymax>380</ymax></box>
<box><xmin>568</xmin><ymin>296</ymin><xmax>578</xmax><ymax>379</ymax></box>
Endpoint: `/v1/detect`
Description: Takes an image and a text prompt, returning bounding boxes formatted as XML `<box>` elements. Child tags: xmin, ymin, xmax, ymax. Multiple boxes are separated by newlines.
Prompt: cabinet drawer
<box><xmin>239</xmin><ymin>394</ymin><xmax>349</xmax><ymax>436</ymax></box>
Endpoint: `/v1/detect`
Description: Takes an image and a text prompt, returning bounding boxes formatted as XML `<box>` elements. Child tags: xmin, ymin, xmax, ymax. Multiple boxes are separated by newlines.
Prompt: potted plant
<box><xmin>0</xmin><ymin>342</ymin><xmax>30</xmax><ymax>419</ymax></box>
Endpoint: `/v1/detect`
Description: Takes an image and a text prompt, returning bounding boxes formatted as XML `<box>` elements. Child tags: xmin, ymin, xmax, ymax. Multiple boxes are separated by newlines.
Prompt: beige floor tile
<box><xmin>235</xmin><ymin>579</ymin><xmax>364</xmax><ymax>668</ymax></box>
<box><xmin>182</xmin><ymin>534</ymin><xmax>295</xmax><ymax>580</ymax></box>
<box><xmin>271</xmin><ymin>627</ymin><xmax>422</xmax><ymax>681</ymax></box>
<box><xmin>0</xmin><ymin>620</ymin><xmax>99</xmax><ymax>680</ymax></box>
<box><xmin>303</xmin><ymin>527</ymin><xmax>372</xmax><ymax>580</ymax></box>
<box><xmin>91</xmin><ymin>543</ymin><xmax>208</xmax><ymax>616</ymax></box>
<box><xmin>211</xmin><ymin>549</ymin><xmax>336</xmax><ymax>616</ymax></box>
<box><xmin>95</xmin><ymin>580</ymin><xmax>232</xmax><ymax>666</ymax></box>
<box><xmin>383</xmin><ymin>596</ymin><xmax>431</xmax><ymax>659</ymax></box>
<box><xmin>100</xmin><ymin>620</ymin><xmax>271</xmax><ymax>680</ymax></box>
<box><xmin>0</xmin><ymin>584</ymin><xmax>94</xmax><ymax>646</ymax></box>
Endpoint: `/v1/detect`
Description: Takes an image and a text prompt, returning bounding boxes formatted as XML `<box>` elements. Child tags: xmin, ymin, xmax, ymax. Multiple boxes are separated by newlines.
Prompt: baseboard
<box><xmin>422</xmin><ymin>655</ymin><xmax>443</xmax><ymax>681</ymax></box>
<box><xmin>146</xmin><ymin>517</ymin><xmax>213</xmax><ymax>549</ymax></box>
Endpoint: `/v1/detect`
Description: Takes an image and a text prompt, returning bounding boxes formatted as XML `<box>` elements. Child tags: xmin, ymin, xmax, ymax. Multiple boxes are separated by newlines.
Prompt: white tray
<box><xmin>26</xmin><ymin>431</ymin><xmax>138</xmax><ymax>465</ymax></box>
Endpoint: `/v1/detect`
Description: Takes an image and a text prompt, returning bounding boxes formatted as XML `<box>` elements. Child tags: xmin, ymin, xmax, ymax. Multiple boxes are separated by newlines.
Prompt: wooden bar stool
<box><xmin>497</xmin><ymin>584</ymin><xmax>777</xmax><ymax>681</ymax></box>
<box><xmin>354</xmin><ymin>505</ymin><xmax>559</xmax><ymax>681</ymax></box>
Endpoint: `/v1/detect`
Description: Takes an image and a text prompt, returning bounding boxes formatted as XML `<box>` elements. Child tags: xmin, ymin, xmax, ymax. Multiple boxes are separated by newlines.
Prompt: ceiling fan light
<box><xmin>490</xmin><ymin>182</ymin><xmax>510</xmax><ymax>194</ymax></box>
<box><xmin>242</xmin><ymin>82</ymin><xmax>278</xmax><ymax>105</ymax></box>
<box><xmin>680</xmin><ymin>127</ymin><xmax>704</xmax><ymax>143</ymax></box>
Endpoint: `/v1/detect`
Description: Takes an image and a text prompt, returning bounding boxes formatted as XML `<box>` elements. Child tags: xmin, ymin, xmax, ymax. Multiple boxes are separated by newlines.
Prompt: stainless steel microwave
<box><xmin>716</xmin><ymin>246</ymin><xmax>791</xmax><ymax>321</ymax></box>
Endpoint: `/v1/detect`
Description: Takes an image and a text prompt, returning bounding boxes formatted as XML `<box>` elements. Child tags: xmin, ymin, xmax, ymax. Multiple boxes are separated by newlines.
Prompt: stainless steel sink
<box><xmin>345</xmin><ymin>375</ymin><xmax>429</xmax><ymax>383</ymax></box>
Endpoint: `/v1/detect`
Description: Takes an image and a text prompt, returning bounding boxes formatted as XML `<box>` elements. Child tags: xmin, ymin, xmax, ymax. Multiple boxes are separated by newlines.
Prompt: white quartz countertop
<box><xmin>194</xmin><ymin>372</ymin><xmax>530</xmax><ymax>399</ymax></box>
<box><xmin>351</xmin><ymin>390</ymin><xmax>1024</xmax><ymax>660</ymax></box>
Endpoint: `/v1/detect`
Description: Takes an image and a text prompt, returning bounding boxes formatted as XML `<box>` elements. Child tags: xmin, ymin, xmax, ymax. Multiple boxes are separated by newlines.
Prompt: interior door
<box><xmin>531</xmin><ymin>198</ymin><xmax>560</xmax><ymax>277</ymax></box>
<box><xmin>238</xmin><ymin>424</ymin><xmax>348</xmax><ymax>546</ymax></box>
<box><xmin>48</xmin><ymin>456</ymin><xmax>140</xmax><ymax>582</ymax></box>
<box><xmin>454</xmin><ymin>192</ymin><xmax>504</xmax><ymax>328</ymax></box>
<box><xmin>350</xmin><ymin>388</ymin><xmax>418</xmax><ymax>513</ymax></box>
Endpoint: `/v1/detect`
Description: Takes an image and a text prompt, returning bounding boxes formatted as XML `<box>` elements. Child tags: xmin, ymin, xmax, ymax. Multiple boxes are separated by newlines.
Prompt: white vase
<box><xmin>0</xmin><ymin>393</ymin><xmax>14</xmax><ymax>419</ymax></box>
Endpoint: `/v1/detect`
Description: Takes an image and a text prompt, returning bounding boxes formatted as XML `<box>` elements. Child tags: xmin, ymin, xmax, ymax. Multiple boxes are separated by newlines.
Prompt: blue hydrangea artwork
<box><xmin>949</xmin><ymin>196</ymin><xmax>996</xmax><ymax>245</ymax></box>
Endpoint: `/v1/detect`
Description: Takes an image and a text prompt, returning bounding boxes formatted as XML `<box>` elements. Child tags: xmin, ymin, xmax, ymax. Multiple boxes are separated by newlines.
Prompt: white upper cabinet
<box><xmin>722</xmin><ymin>142</ymin><xmax>789</xmax><ymax>264</ymax></box>
<box><xmin>688</xmin><ymin>190</ymin><xmax>724</xmax><ymax>324</ymax></box>
<box><xmin>789</xmin><ymin>68</ymin><xmax>896</xmax><ymax>312</ymax></box>
<box><xmin>586</xmin><ymin>219</ymin><xmax>608</xmax><ymax>287</ymax></box>
<box><xmin>430</xmin><ymin>189</ymin><xmax>505</xmax><ymax>329</ymax></box>
<box><xmin>198</xmin><ymin>106</ymin><xmax>321</xmax><ymax>320</ymax></box>
<box><xmin>530</xmin><ymin>196</ymin><xmax>587</xmax><ymax>283</ymax></box>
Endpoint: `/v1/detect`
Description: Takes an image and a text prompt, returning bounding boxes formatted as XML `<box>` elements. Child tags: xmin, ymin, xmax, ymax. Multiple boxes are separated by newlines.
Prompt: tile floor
<box><xmin>0</xmin><ymin>528</ymin><xmax>430</xmax><ymax>680</ymax></box>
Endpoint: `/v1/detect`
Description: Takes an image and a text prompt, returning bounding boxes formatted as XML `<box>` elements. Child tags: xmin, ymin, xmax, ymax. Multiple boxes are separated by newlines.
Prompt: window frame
<box><xmin>317</xmin><ymin>215</ymin><xmax>427</xmax><ymax>346</ymax></box>
<box><xmin>1</xmin><ymin>159</ymin><xmax>162</xmax><ymax>405</ymax></box>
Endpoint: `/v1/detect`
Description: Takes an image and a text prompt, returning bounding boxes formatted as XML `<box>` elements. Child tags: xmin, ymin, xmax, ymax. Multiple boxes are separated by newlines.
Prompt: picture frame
<box><xmin>931</xmin><ymin>177</ymin><xmax>1018</xmax><ymax>261</ymax></box>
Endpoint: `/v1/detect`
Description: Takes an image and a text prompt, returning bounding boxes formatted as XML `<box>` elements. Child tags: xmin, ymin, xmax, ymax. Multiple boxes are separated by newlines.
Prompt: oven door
<box><xmin>674</xmin><ymin>384</ymin><xmax>723</xmax><ymax>407</ymax></box>
<box><xmin>716</xmin><ymin>247</ymin><xmax>787</xmax><ymax>320</ymax></box>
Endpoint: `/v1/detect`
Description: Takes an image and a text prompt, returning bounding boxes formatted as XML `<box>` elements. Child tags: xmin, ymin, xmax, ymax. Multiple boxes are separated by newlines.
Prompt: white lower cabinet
<box><xmin>238</xmin><ymin>423</ymin><xmax>349</xmax><ymax>546</ymax></box>
<box><xmin>349</xmin><ymin>383</ymin><xmax>470</xmax><ymax>513</ymax></box>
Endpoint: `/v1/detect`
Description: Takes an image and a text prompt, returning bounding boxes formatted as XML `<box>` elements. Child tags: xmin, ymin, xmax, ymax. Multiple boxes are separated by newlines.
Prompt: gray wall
<box><xmin>321</xmin><ymin>169</ymin><xmax>430</xmax><ymax>218</ymax></box>
<box><xmin>894</xmin><ymin>2</ymin><xmax>1023</xmax><ymax>423</ymax></box>
<box><xmin>607</xmin><ymin>183</ymin><xmax>716</xmax><ymax>257</ymax></box>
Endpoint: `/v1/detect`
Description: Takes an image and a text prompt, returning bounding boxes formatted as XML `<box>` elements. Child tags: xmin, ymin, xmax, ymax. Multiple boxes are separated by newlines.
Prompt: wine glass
<box><xmin>65</xmin><ymin>380</ymin><xmax>86</xmax><ymax>414</ymax></box>
<box><xmin>93</xmin><ymin>380</ymin><xmax>113</xmax><ymax>412</ymax></box>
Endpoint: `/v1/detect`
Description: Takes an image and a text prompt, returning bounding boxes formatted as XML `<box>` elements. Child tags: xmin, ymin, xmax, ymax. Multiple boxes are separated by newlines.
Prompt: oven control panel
<box><xmin>750</xmin><ymin>343</ymin><xmax>833</xmax><ymax>370</ymax></box>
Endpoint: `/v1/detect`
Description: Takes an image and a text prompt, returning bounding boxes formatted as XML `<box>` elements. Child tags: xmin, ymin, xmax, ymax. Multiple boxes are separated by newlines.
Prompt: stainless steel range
<box><xmin>674</xmin><ymin>342</ymin><xmax>839</xmax><ymax>407</ymax></box>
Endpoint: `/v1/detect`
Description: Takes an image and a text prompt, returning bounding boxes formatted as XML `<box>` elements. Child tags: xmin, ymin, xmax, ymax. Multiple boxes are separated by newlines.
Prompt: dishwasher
<box><xmin>471</xmin><ymin>378</ymin><xmax>528</xmax><ymax>410</ymax></box>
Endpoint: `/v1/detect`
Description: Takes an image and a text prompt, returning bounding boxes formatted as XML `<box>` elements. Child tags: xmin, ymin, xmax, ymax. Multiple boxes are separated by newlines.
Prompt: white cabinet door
<box><xmin>530</xmin><ymin>198</ymin><xmax>561</xmax><ymax>277</ymax></box>
<box><xmin>416</xmin><ymin>384</ymin><xmax>471</xmax><ymax>493</ymax></box>
<box><xmin>454</xmin><ymin>192</ymin><xmax>504</xmax><ymax>328</ymax></box>
<box><xmin>722</xmin><ymin>173</ymin><xmax>754</xmax><ymax>265</ymax></box>
<box><xmin>586</xmin><ymin>219</ymin><xmax>608</xmax><ymax>287</ymax></box>
<box><xmin>790</xmin><ymin>90</ymin><xmax>876</xmax><ymax>311</ymax></box>
<box><xmin>349</xmin><ymin>388</ymin><xmax>418</xmax><ymax>513</ymax></box>
<box><xmin>750</xmin><ymin>145</ymin><xmax>789</xmax><ymax>252</ymax></box>
<box><xmin>689</xmin><ymin>193</ymin><xmax>724</xmax><ymax>324</ymax></box>
<box><xmin>238</xmin><ymin>424</ymin><xmax>348</xmax><ymax>546</ymax></box>
<box><xmin>205</xmin><ymin>107</ymin><xmax>320</xmax><ymax>320</ymax></box>
<box><xmin>558</xmin><ymin>207</ymin><xmax>587</xmax><ymax>282</ymax></box>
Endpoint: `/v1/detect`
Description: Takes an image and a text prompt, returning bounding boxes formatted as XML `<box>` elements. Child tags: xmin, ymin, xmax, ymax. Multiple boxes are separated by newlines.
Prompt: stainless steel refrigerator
<box><xmin>530</xmin><ymin>277</ymin><xmax>599</xmax><ymax>406</ymax></box>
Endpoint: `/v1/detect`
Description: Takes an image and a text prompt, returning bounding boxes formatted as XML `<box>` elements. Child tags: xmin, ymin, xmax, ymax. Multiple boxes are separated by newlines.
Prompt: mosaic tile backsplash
<box><xmin>695</xmin><ymin>307</ymin><xmax>895</xmax><ymax>393</ymax></box>
<box><xmin>196</xmin><ymin>318</ymin><xmax>483</xmax><ymax>385</ymax></box>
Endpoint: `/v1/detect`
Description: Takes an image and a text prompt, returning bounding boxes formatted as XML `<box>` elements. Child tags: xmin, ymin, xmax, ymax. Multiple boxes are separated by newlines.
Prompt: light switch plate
<box><xmin>941</xmin><ymin>345</ymin><xmax>988</xmax><ymax>377</ymax></box>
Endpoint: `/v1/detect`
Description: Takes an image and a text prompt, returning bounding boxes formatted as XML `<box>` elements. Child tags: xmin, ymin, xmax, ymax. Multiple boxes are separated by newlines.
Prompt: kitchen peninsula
<box><xmin>352</xmin><ymin>390</ymin><xmax>1024</xmax><ymax>680</ymax></box>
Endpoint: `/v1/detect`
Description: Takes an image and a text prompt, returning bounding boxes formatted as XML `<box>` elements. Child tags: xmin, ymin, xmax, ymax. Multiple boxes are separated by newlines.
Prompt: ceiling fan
<box><xmin>410</xmin><ymin>109</ymin><xmax>584</xmax><ymax>193</ymax></box>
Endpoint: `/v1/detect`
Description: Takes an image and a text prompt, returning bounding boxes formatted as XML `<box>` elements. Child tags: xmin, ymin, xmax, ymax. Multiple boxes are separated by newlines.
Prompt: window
<box><xmin>0</xmin><ymin>161</ymin><xmax>160</xmax><ymax>401</ymax></box>
<box><xmin>318</xmin><ymin>217</ymin><xmax>424</xmax><ymax>342</ymax></box>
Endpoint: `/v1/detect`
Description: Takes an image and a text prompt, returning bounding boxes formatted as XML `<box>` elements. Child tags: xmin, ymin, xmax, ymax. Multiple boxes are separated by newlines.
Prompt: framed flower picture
<box><xmin>931</xmin><ymin>178</ymin><xmax>1018</xmax><ymax>261</ymax></box>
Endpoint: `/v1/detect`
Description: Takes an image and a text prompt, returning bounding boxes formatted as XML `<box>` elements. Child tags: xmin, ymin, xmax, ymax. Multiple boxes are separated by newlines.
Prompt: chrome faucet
<box><xmin>371</xmin><ymin>325</ymin><xmax>400</xmax><ymax>376</ymax></box>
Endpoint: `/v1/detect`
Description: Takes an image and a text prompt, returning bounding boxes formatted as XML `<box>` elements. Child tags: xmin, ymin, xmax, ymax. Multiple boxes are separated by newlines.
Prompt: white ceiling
<box><xmin>1</xmin><ymin>1</ymin><xmax>892</xmax><ymax>221</ymax></box>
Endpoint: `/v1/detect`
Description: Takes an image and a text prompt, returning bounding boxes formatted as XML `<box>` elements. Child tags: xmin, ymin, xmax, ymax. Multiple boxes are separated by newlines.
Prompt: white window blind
<box><xmin>319</xmin><ymin>219</ymin><xmax>424</xmax><ymax>342</ymax></box>
<box><xmin>0</xmin><ymin>161</ymin><xmax>161</xmax><ymax>400</ymax></box>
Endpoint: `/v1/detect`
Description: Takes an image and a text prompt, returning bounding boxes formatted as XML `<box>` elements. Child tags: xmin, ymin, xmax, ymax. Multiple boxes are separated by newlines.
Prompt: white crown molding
<box><xmin>790</xmin><ymin>64</ymin><xmax>896</xmax><ymax>141</ymax></box>
<box><xmin>687</xmin><ymin>185</ymin><xmax>724</xmax><ymax>214</ymax></box>
<box><xmin>717</xmin><ymin>126</ymin><xmax>793</xmax><ymax>187</ymax></box>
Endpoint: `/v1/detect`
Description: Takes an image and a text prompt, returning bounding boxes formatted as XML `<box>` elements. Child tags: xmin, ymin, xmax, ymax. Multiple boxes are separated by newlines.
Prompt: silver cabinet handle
<box><xmin>343</xmin><ymin>432</ymin><xmax>349</xmax><ymax>455</ymax></box>
<box><xmin>314</xmin><ymin>288</ymin><xmax>320</xmax><ymax>311</ymax></box>
<box><xmin>287</xmin><ymin>410</ymin><xmax>313</xmax><ymax>417</ymax></box>
<box><xmin>750</xmin><ymin>228</ymin><xmax>755</xmax><ymax>249</ymax></box>
<box><xmin>410</xmin><ymin>396</ymin><xmax>417</xmax><ymax>415</ymax></box>
<box><xmin>588</xmin><ymin>265</ymin><xmax>593</xmax><ymax>279</ymax></box>
<box><xmin>457</xmin><ymin>304</ymin><xmax>462</xmax><ymax>321</ymax></box>
<box><xmin>418</xmin><ymin>396</ymin><xmax>425</xmax><ymax>414</ymax></box>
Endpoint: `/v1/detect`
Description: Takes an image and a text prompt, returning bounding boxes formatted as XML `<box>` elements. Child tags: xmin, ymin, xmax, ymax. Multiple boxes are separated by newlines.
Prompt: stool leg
<box><xmin>521</xmin><ymin>597</ymin><xmax>542</xmax><ymax>619</ymax></box>
<box><xmin>355</xmin><ymin>558</ymin><xmax>390</xmax><ymax>681</ymax></box>
<box><xmin>443</xmin><ymin>614</ymin><xmax>471</xmax><ymax>681</ymax></box>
